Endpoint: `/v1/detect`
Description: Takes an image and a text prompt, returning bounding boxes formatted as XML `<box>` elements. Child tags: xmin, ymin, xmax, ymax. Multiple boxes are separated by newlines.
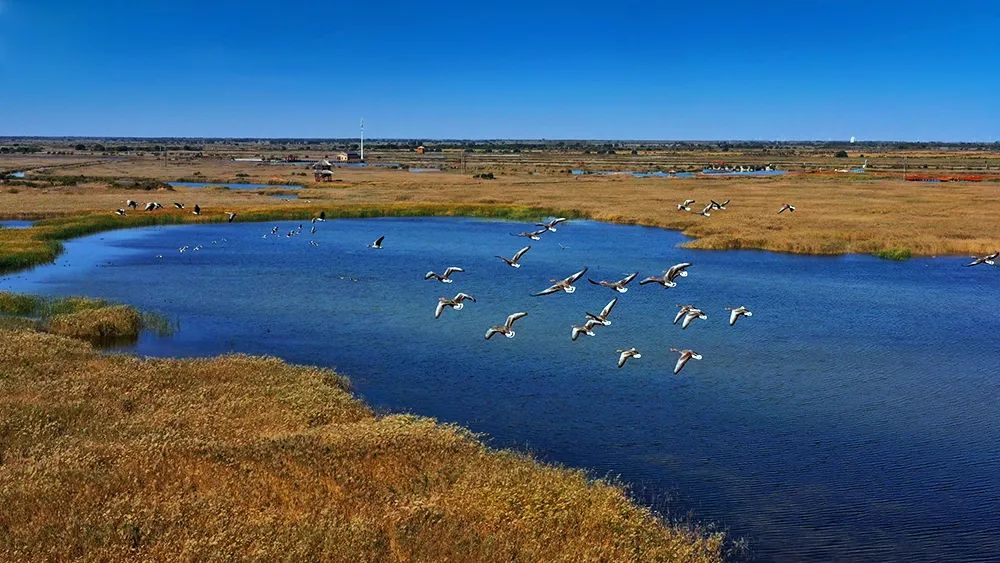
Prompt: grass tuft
<box><xmin>0</xmin><ymin>292</ymin><xmax>171</xmax><ymax>344</ymax></box>
<box><xmin>874</xmin><ymin>248</ymin><xmax>913</xmax><ymax>261</ymax></box>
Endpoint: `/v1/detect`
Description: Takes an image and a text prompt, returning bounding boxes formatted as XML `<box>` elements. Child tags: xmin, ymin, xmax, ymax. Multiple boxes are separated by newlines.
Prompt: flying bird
<box><xmin>114</xmin><ymin>208</ymin><xmax>127</xmax><ymax>216</ymax></box>
<box><xmin>425</xmin><ymin>266</ymin><xmax>465</xmax><ymax>283</ymax></box>
<box><xmin>640</xmin><ymin>263</ymin><xmax>692</xmax><ymax>288</ymax></box>
<box><xmin>585</xmin><ymin>297</ymin><xmax>618</xmax><ymax>326</ymax></box>
<box><xmin>673</xmin><ymin>304</ymin><xmax>694</xmax><ymax>325</ymax></box>
<box><xmin>571</xmin><ymin>319</ymin><xmax>602</xmax><ymax>341</ymax></box>
<box><xmin>778</xmin><ymin>203</ymin><xmax>796</xmax><ymax>214</ymax></box>
<box><xmin>965</xmin><ymin>251</ymin><xmax>999</xmax><ymax>267</ymax></box>
<box><xmin>434</xmin><ymin>292</ymin><xmax>476</xmax><ymax>319</ymax></box>
<box><xmin>533</xmin><ymin>267</ymin><xmax>588</xmax><ymax>296</ymax></box>
<box><xmin>698</xmin><ymin>203</ymin><xmax>713</xmax><ymax>217</ymax></box>
<box><xmin>679</xmin><ymin>307</ymin><xmax>707</xmax><ymax>329</ymax></box>
<box><xmin>535</xmin><ymin>217</ymin><xmax>568</xmax><ymax>232</ymax></box>
<box><xmin>226</xmin><ymin>212</ymin><xmax>237</xmax><ymax>223</ymax></box>
<box><xmin>173</xmin><ymin>202</ymin><xmax>185</xmax><ymax>209</ymax></box>
<box><xmin>677</xmin><ymin>199</ymin><xmax>696</xmax><ymax>212</ymax></box>
<box><xmin>497</xmin><ymin>246</ymin><xmax>531</xmax><ymax>268</ymax></box>
<box><xmin>485</xmin><ymin>312</ymin><xmax>528</xmax><ymax>340</ymax></box>
<box><xmin>192</xmin><ymin>204</ymin><xmax>201</xmax><ymax>215</ymax></box>
<box><xmin>727</xmin><ymin>305</ymin><xmax>753</xmax><ymax>326</ymax></box>
<box><xmin>616</xmin><ymin>348</ymin><xmax>641</xmax><ymax>368</ymax></box>
<box><xmin>369</xmin><ymin>235</ymin><xmax>384</xmax><ymax>249</ymax></box>
<box><xmin>710</xmin><ymin>199</ymin><xmax>730</xmax><ymax>210</ymax></box>
<box><xmin>670</xmin><ymin>348</ymin><xmax>703</xmax><ymax>375</ymax></box>
<box><xmin>588</xmin><ymin>272</ymin><xmax>638</xmax><ymax>293</ymax></box>
<box><xmin>144</xmin><ymin>202</ymin><xmax>161</xmax><ymax>212</ymax></box>
<box><xmin>512</xmin><ymin>228</ymin><xmax>548</xmax><ymax>241</ymax></box>
<box><xmin>126</xmin><ymin>199</ymin><xmax>138</xmax><ymax>209</ymax></box>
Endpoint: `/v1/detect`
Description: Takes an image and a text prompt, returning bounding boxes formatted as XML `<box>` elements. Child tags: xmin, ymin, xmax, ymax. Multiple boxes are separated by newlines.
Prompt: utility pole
<box><xmin>360</xmin><ymin>118</ymin><xmax>365</xmax><ymax>161</ymax></box>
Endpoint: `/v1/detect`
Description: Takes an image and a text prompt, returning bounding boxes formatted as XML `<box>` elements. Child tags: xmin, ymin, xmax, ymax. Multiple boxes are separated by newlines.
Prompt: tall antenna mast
<box><xmin>360</xmin><ymin>118</ymin><xmax>365</xmax><ymax>161</ymax></box>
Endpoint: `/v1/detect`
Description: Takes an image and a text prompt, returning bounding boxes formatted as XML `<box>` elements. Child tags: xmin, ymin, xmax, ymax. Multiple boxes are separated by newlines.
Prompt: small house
<box><xmin>314</xmin><ymin>169</ymin><xmax>335</xmax><ymax>182</ymax></box>
<box><xmin>312</xmin><ymin>159</ymin><xmax>333</xmax><ymax>171</ymax></box>
<box><xmin>414</xmin><ymin>146</ymin><xmax>426</xmax><ymax>155</ymax></box>
<box><xmin>335</xmin><ymin>151</ymin><xmax>362</xmax><ymax>162</ymax></box>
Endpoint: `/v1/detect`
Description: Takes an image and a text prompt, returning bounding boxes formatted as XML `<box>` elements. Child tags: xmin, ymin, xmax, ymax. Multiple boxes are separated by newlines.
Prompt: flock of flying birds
<box><xmin>414</xmin><ymin>213</ymin><xmax>756</xmax><ymax>374</ymax></box>
<box><xmin>115</xmin><ymin>196</ymin><xmax>998</xmax><ymax>372</ymax></box>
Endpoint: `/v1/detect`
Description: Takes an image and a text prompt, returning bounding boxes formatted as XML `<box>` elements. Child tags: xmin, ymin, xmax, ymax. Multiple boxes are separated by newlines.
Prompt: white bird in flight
<box><xmin>434</xmin><ymin>292</ymin><xmax>476</xmax><ymax>319</ymax></box>
<box><xmin>588</xmin><ymin>272</ymin><xmax>638</xmax><ymax>293</ymax></box>
<box><xmin>425</xmin><ymin>266</ymin><xmax>464</xmax><ymax>283</ymax></box>
<box><xmin>533</xmin><ymin>267</ymin><xmax>588</xmax><ymax>296</ymax></box>
<box><xmin>485</xmin><ymin>312</ymin><xmax>528</xmax><ymax>340</ymax></box>
<box><xmin>670</xmin><ymin>348</ymin><xmax>702</xmax><ymax>375</ymax></box>
<box><xmin>727</xmin><ymin>306</ymin><xmax>753</xmax><ymax>326</ymax></box>
<box><xmin>617</xmin><ymin>347</ymin><xmax>641</xmax><ymax>368</ymax></box>
<box><xmin>497</xmin><ymin>246</ymin><xmax>531</xmax><ymax>268</ymax></box>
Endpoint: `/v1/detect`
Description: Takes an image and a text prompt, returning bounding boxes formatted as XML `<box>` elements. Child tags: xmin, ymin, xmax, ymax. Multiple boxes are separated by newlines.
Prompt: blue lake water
<box><xmin>1</xmin><ymin>217</ymin><xmax>997</xmax><ymax>561</ymax></box>
<box><xmin>0</xmin><ymin>220</ymin><xmax>34</xmax><ymax>229</ymax></box>
<box><xmin>167</xmin><ymin>181</ymin><xmax>302</xmax><ymax>190</ymax></box>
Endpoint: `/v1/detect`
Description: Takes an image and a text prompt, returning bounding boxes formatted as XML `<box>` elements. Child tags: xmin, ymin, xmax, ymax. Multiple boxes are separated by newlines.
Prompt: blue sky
<box><xmin>1</xmin><ymin>0</ymin><xmax>998</xmax><ymax>140</ymax></box>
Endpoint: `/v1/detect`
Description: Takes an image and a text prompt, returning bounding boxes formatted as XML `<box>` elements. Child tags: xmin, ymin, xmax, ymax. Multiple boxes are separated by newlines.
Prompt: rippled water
<box><xmin>2</xmin><ymin>218</ymin><xmax>998</xmax><ymax>561</ymax></box>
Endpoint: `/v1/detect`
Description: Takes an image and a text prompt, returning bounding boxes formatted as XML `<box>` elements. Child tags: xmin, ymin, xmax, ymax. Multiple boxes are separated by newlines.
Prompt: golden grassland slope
<box><xmin>0</xmin><ymin>329</ymin><xmax>723</xmax><ymax>561</ymax></box>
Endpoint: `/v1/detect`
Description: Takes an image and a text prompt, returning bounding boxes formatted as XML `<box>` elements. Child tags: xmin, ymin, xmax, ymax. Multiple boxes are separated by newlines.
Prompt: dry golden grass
<box><xmin>2</xmin><ymin>157</ymin><xmax>998</xmax><ymax>259</ymax></box>
<box><xmin>0</xmin><ymin>293</ymin><xmax>150</xmax><ymax>343</ymax></box>
<box><xmin>0</xmin><ymin>328</ymin><xmax>723</xmax><ymax>562</ymax></box>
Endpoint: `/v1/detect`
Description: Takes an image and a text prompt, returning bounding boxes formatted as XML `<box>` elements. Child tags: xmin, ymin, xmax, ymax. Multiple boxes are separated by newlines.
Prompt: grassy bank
<box><xmin>0</xmin><ymin>327</ymin><xmax>723</xmax><ymax>561</ymax></box>
<box><xmin>0</xmin><ymin>292</ymin><xmax>167</xmax><ymax>344</ymax></box>
<box><xmin>0</xmin><ymin>204</ymin><xmax>582</xmax><ymax>273</ymax></box>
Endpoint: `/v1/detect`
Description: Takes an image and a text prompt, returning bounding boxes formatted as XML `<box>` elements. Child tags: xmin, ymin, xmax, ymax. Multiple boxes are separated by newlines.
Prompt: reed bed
<box><xmin>0</xmin><ymin>328</ymin><xmax>724</xmax><ymax>561</ymax></box>
<box><xmin>0</xmin><ymin>292</ymin><xmax>165</xmax><ymax>344</ymax></box>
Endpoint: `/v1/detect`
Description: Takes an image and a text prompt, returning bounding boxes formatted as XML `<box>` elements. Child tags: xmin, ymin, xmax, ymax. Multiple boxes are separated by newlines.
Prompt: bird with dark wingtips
<box><xmin>727</xmin><ymin>305</ymin><xmax>753</xmax><ymax>326</ymax></box>
<box><xmin>497</xmin><ymin>246</ymin><xmax>531</xmax><ymax>268</ymax></box>
<box><xmin>425</xmin><ymin>267</ymin><xmax>465</xmax><ymax>283</ymax></box>
<box><xmin>126</xmin><ymin>199</ymin><xmax>138</xmax><ymax>209</ymax></box>
<box><xmin>778</xmin><ymin>203</ymin><xmax>796</xmax><ymax>214</ymax></box>
<box><xmin>434</xmin><ymin>292</ymin><xmax>476</xmax><ymax>319</ymax></box>
<box><xmin>710</xmin><ymin>199</ymin><xmax>730</xmax><ymax>210</ymax></box>
<box><xmin>677</xmin><ymin>199</ymin><xmax>695</xmax><ymax>212</ymax></box>
<box><xmin>640</xmin><ymin>263</ymin><xmax>691</xmax><ymax>288</ymax></box>
<box><xmin>533</xmin><ymin>267</ymin><xmax>588</xmax><ymax>296</ymax></box>
<box><xmin>670</xmin><ymin>348</ymin><xmax>702</xmax><ymax>374</ymax></box>
<box><xmin>965</xmin><ymin>251</ymin><xmax>999</xmax><ymax>267</ymax></box>
<box><xmin>571</xmin><ymin>318</ymin><xmax>602</xmax><ymax>341</ymax></box>
<box><xmin>535</xmin><ymin>217</ymin><xmax>568</xmax><ymax>232</ymax></box>
<box><xmin>586</xmin><ymin>297</ymin><xmax>618</xmax><ymax>326</ymax></box>
<box><xmin>588</xmin><ymin>272</ymin><xmax>638</xmax><ymax>293</ymax></box>
<box><xmin>485</xmin><ymin>312</ymin><xmax>528</xmax><ymax>340</ymax></box>
<box><xmin>369</xmin><ymin>235</ymin><xmax>384</xmax><ymax>249</ymax></box>
<box><xmin>226</xmin><ymin>212</ymin><xmax>237</xmax><ymax>223</ymax></box>
<box><xmin>512</xmin><ymin>228</ymin><xmax>548</xmax><ymax>241</ymax></box>
<box><xmin>616</xmin><ymin>347</ymin><xmax>641</xmax><ymax>368</ymax></box>
<box><xmin>192</xmin><ymin>204</ymin><xmax>201</xmax><ymax>215</ymax></box>
<box><xmin>173</xmin><ymin>202</ymin><xmax>185</xmax><ymax>209</ymax></box>
<box><xmin>114</xmin><ymin>208</ymin><xmax>127</xmax><ymax>216</ymax></box>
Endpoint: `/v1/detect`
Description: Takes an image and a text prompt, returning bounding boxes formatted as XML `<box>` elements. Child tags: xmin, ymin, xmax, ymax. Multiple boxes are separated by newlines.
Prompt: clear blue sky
<box><xmin>1</xmin><ymin>0</ymin><xmax>998</xmax><ymax>140</ymax></box>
